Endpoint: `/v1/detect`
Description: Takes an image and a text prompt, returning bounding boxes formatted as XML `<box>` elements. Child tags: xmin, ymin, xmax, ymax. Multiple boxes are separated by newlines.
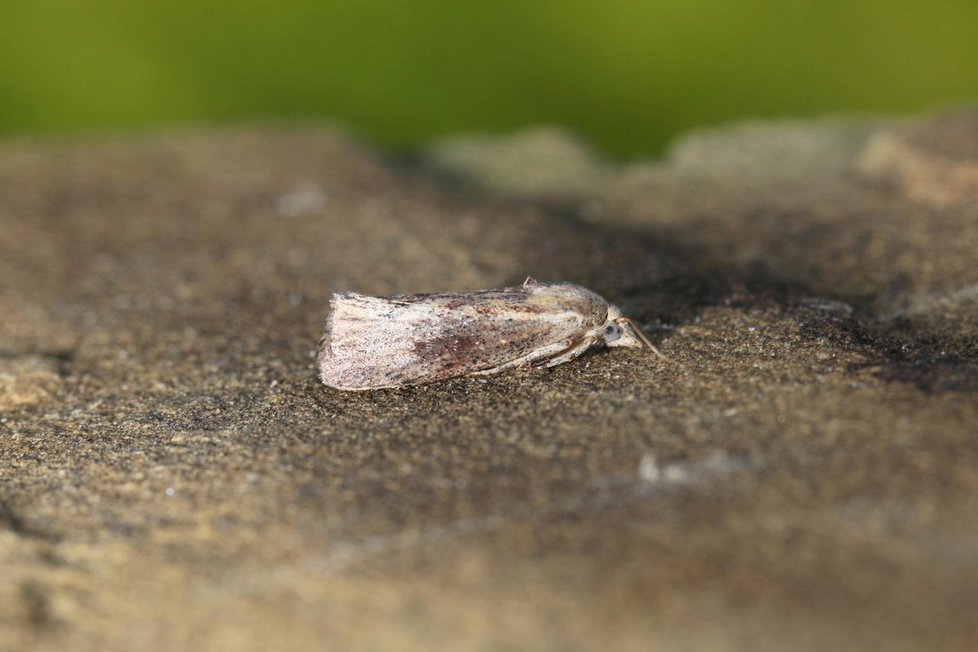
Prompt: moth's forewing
<box><xmin>318</xmin><ymin>284</ymin><xmax>608</xmax><ymax>389</ymax></box>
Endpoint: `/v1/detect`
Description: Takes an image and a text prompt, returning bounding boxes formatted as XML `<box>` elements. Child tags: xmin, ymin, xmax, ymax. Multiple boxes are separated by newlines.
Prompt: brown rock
<box><xmin>1</xmin><ymin>111</ymin><xmax>977</xmax><ymax>651</ymax></box>
<box><xmin>858</xmin><ymin>107</ymin><xmax>978</xmax><ymax>207</ymax></box>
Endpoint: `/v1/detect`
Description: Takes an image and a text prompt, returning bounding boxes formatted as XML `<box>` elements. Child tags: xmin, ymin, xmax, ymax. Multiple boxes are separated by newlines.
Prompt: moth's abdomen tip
<box><xmin>317</xmin><ymin>339</ymin><xmax>386</xmax><ymax>391</ymax></box>
<box><xmin>316</xmin><ymin>354</ymin><xmax>336</xmax><ymax>387</ymax></box>
<box><xmin>316</xmin><ymin>330</ymin><xmax>343</xmax><ymax>387</ymax></box>
<box><xmin>317</xmin><ymin>359</ymin><xmax>355</xmax><ymax>390</ymax></box>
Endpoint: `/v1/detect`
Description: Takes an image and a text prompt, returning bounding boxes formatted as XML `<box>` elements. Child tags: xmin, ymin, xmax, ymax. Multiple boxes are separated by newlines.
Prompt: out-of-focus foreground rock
<box><xmin>1</xmin><ymin>109</ymin><xmax>977</xmax><ymax>651</ymax></box>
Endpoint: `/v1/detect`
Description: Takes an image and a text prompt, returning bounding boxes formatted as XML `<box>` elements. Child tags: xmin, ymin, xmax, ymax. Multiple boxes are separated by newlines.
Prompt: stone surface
<box><xmin>1</xmin><ymin>110</ymin><xmax>977</xmax><ymax>651</ymax></box>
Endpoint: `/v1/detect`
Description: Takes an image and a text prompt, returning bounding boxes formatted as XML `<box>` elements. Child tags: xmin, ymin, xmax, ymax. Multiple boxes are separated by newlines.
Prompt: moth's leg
<box><xmin>468</xmin><ymin>341</ymin><xmax>569</xmax><ymax>377</ymax></box>
<box><xmin>538</xmin><ymin>337</ymin><xmax>595</xmax><ymax>368</ymax></box>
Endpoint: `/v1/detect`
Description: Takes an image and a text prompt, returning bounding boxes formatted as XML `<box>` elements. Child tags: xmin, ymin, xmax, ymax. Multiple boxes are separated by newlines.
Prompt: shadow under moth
<box><xmin>317</xmin><ymin>277</ymin><xmax>668</xmax><ymax>390</ymax></box>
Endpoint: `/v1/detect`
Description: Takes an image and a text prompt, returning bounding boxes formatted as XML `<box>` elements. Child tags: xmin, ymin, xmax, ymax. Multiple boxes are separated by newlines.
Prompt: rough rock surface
<box><xmin>2</xmin><ymin>109</ymin><xmax>977</xmax><ymax>651</ymax></box>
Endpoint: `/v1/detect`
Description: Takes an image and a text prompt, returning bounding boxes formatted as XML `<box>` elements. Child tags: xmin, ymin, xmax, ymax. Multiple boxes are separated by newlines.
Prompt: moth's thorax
<box><xmin>529</xmin><ymin>282</ymin><xmax>609</xmax><ymax>326</ymax></box>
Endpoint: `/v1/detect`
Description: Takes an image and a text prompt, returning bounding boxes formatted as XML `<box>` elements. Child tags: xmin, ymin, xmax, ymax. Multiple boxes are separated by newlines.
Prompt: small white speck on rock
<box><xmin>663</xmin><ymin>464</ymin><xmax>689</xmax><ymax>482</ymax></box>
<box><xmin>274</xmin><ymin>184</ymin><xmax>328</xmax><ymax>218</ymax></box>
<box><xmin>638</xmin><ymin>454</ymin><xmax>660</xmax><ymax>482</ymax></box>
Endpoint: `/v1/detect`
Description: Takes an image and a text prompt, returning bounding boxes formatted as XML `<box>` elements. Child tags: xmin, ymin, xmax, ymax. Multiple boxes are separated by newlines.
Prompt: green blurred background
<box><xmin>1</xmin><ymin>1</ymin><xmax>976</xmax><ymax>157</ymax></box>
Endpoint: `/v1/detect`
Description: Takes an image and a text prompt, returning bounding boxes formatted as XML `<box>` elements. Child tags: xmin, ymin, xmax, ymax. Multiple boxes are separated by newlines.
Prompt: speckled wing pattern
<box><xmin>317</xmin><ymin>281</ymin><xmax>610</xmax><ymax>390</ymax></box>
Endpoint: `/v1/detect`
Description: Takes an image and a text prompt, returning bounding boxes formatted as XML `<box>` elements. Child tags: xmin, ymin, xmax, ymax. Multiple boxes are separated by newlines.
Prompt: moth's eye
<box><xmin>603</xmin><ymin>322</ymin><xmax>622</xmax><ymax>343</ymax></box>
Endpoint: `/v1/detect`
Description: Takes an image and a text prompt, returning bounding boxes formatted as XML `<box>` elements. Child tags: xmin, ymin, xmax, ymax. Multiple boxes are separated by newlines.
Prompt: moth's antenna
<box><xmin>618</xmin><ymin>317</ymin><xmax>676</xmax><ymax>365</ymax></box>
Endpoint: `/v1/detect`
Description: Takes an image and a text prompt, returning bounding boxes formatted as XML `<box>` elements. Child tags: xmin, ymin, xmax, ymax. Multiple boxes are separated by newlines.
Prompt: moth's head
<box><xmin>601</xmin><ymin>307</ymin><xmax>643</xmax><ymax>349</ymax></box>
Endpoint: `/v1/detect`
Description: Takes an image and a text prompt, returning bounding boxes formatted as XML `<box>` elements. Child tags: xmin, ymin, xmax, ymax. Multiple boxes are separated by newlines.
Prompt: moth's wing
<box><xmin>317</xmin><ymin>287</ymin><xmax>598</xmax><ymax>389</ymax></box>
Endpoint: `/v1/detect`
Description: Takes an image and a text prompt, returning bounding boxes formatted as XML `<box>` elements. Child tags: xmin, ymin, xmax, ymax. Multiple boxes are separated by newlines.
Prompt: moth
<box><xmin>317</xmin><ymin>277</ymin><xmax>669</xmax><ymax>390</ymax></box>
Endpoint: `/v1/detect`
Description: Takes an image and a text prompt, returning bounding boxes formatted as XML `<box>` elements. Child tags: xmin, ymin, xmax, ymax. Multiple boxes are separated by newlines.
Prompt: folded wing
<box><xmin>318</xmin><ymin>285</ymin><xmax>600</xmax><ymax>389</ymax></box>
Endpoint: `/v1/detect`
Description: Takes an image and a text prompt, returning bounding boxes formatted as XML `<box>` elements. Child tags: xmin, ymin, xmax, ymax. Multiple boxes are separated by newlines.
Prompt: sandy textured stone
<box><xmin>1</xmin><ymin>111</ymin><xmax>977</xmax><ymax>652</ymax></box>
<box><xmin>425</xmin><ymin>126</ymin><xmax>612</xmax><ymax>200</ymax></box>
<box><xmin>859</xmin><ymin>108</ymin><xmax>978</xmax><ymax>207</ymax></box>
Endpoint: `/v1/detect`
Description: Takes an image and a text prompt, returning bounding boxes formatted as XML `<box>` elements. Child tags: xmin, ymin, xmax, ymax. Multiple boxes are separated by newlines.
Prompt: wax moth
<box><xmin>317</xmin><ymin>277</ymin><xmax>668</xmax><ymax>390</ymax></box>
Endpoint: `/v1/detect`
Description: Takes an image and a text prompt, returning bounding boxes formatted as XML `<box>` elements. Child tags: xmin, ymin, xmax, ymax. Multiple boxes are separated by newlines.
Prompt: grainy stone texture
<box><xmin>1</xmin><ymin>109</ymin><xmax>977</xmax><ymax>652</ymax></box>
